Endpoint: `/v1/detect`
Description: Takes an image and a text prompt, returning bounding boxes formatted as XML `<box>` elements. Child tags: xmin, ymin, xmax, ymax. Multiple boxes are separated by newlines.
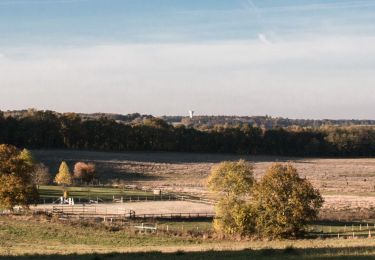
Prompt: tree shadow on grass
<box><xmin>3</xmin><ymin>247</ymin><xmax>375</xmax><ymax>260</ymax></box>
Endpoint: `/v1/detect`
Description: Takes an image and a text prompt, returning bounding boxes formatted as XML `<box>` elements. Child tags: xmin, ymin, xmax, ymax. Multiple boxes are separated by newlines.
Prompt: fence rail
<box><xmin>134</xmin><ymin>212</ymin><xmax>215</xmax><ymax>219</ymax></box>
<box><xmin>34</xmin><ymin>205</ymin><xmax>215</xmax><ymax>220</ymax></box>
<box><xmin>38</xmin><ymin>194</ymin><xmax>193</xmax><ymax>204</ymax></box>
<box><xmin>51</xmin><ymin>205</ymin><xmax>135</xmax><ymax>217</ymax></box>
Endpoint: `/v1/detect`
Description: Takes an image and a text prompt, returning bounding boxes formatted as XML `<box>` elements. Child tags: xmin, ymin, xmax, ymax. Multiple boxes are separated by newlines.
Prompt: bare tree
<box><xmin>32</xmin><ymin>163</ymin><xmax>51</xmax><ymax>189</ymax></box>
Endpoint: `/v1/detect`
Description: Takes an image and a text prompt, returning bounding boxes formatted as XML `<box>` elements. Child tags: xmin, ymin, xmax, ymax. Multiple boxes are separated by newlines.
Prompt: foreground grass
<box><xmin>3</xmin><ymin>247</ymin><xmax>375</xmax><ymax>260</ymax></box>
<box><xmin>2</xmin><ymin>216</ymin><xmax>375</xmax><ymax>259</ymax></box>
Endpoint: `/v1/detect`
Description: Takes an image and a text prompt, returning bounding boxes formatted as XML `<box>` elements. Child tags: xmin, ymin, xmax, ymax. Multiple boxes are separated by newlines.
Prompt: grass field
<box><xmin>2</xmin><ymin>216</ymin><xmax>375</xmax><ymax>259</ymax></box>
<box><xmin>38</xmin><ymin>185</ymin><xmax>154</xmax><ymax>200</ymax></box>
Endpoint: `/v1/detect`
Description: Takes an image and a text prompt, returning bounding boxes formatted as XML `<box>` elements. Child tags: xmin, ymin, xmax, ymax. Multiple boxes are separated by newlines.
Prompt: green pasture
<box><xmin>37</xmin><ymin>185</ymin><xmax>154</xmax><ymax>200</ymax></box>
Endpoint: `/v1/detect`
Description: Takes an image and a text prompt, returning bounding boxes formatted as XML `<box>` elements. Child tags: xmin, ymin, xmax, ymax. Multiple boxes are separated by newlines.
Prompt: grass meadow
<box><xmin>2</xmin><ymin>216</ymin><xmax>375</xmax><ymax>259</ymax></box>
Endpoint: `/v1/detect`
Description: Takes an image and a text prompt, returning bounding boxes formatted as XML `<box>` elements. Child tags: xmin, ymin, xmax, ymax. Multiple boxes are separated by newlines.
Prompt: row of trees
<box><xmin>55</xmin><ymin>161</ymin><xmax>96</xmax><ymax>188</ymax></box>
<box><xmin>1</xmin><ymin>110</ymin><xmax>375</xmax><ymax>156</ymax></box>
<box><xmin>207</xmin><ymin>161</ymin><xmax>323</xmax><ymax>238</ymax></box>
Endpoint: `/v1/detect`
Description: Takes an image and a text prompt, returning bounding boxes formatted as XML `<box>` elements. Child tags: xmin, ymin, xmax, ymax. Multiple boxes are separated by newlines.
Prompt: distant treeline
<box><xmin>1</xmin><ymin>110</ymin><xmax>375</xmax><ymax>156</ymax></box>
<box><xmin>6</xmin><ymin>109</ymin><xmax>375</xmax><ymax>129</ymax></box>
<box><xmin>162</xmin><ymin>115</ymin><xmax>375</xmax><ymax>129</ymax></box>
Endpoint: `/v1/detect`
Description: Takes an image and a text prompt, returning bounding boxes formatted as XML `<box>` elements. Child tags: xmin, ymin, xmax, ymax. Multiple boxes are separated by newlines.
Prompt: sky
<box><xmin>1</xmin><ymin>0</ymin><xmax>375</xmax><ymax>119</ymax></box>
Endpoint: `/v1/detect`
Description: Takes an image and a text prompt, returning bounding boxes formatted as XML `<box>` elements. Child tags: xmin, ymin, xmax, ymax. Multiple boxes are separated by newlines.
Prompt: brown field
<box><xmin>33</xmin><ymin>150</ymin><xmax>375</xmax><ymax>214</ymax></box>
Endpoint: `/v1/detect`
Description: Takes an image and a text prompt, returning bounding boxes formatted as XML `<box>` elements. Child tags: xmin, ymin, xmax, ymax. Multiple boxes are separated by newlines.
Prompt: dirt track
<box><xmin>34</xmin><ymin>201</ymin><xmax>215</xmax><ymax>215</ymax></box>
<box><xmin>33</xmin><ymin>195</ymin><xmax>375</xmax><ymax>216</ymax></box>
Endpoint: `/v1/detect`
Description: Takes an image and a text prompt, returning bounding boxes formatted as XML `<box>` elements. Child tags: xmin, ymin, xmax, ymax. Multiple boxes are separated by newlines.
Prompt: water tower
<box><xmin>189</xmin><ymin>110</ymin><xmax>194</xmax><ymax>119</ymax></box>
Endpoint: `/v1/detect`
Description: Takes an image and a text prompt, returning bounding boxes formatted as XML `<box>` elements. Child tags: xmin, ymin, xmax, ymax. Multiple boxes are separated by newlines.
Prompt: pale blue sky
<box><xmin>1</xmin><ymin>0</ymin><xmax>375</xmax><ymax>118</ymax></box>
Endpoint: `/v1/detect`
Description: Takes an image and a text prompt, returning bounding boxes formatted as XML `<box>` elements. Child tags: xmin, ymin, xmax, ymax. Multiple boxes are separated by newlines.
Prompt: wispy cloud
<box><xmin>258</xmin><ymin>34</ymin><xmax>271</xmax><ymax>45</ymax></box>
<box><xmin>265</xmin><ymin>1</ymin><xmax>375</xmax><ymax>13</ymax></box>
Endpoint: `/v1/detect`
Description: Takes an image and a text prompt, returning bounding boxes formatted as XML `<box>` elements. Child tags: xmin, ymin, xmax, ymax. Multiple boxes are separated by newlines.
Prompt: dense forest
<box><xmin>1</xmin><ymin>110</ymin><xmax>375</xmax><ymax>156</ymax></box>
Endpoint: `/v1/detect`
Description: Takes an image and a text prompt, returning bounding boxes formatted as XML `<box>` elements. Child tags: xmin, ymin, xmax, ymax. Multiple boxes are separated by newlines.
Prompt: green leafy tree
<box><xmin>54</xmin><ymin>161</ymin><xmax>72</xmax><ymax>189</ymax></box>
<box><xmin>0</xmin><ymin>144</ymin><xmax>39</xmax><ymax>210</ymax></box>
<box><xmin>207</xmin><ymin>160</ymin><xmax>255</xmax><ymax>236</ymax></box>
<box><xmin>252</xmin><ymin>163</ymin><xmax>324</xmax><ymax>238</ymax></box>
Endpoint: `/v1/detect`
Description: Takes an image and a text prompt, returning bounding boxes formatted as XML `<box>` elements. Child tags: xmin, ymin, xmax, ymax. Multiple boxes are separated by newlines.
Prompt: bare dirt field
<box><xmin>33</xmin><ymin>150</ymin><xmax>375</xmax><ymax>197</ymax></box>
<box><xmin>32</xmin><ymin>150</ymin><xmax>375</xmax><ymax>216</ymax></box>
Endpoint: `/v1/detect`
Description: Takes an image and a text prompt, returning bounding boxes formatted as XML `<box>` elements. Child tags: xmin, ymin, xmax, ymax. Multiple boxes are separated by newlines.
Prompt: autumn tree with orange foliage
<box><xmin>73</xmin><ymin>162</ymin><xmax>96</xmax><ymax>184</ymax></box>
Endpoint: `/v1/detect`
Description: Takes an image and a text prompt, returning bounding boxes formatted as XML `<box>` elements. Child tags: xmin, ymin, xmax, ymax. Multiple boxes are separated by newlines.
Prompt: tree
<box><xmin>32</xmin><ymin>163</ymin><xmax>51</xmax><ymax>188</ymax></box>
<box><xmin>0</xmin><ymin>175</ymin><xmax>38</xmax><ymax>210</ymax></box>
<box><xmin>0</xmin><ymin>144</ymin><xmax>39</xmax><ymax>210</ymax></box>
<box><xmin>207</xmin><ymin>160</ymin><xmax>255</xmax><ymax>236</ymax></box>
<box><xmin>54</xmin><ymin>161</ymin><xmax>72</xmax><ymax>188</ymax></box>
<box><xmin>73</xmin><ymin>162</ymin><xmax>96</xmax><ymax>184</ymax></box>
<box><xmin>19</xmin><ymin>149</ymin><xmax>35</xmax><ymax>167</ymax></box>
<box><xmin>252</xmin><ymin>163</ymin><xmax>324</xmax><ymax>238</ymax></box>
<box><xmin>207</xmin><ymin>160</ymin><xmax>254</xmax><ymax>196</ymax></box>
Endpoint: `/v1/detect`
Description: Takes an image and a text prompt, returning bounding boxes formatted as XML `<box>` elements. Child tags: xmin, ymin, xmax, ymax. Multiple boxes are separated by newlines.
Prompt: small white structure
<box><xmin>60</xmin><ymin>197</ymin><xmax>75</xmax><ymax>205</ymax></box>
<box><xmin>153</xmin><ymin>189</ymin><xmax>162</xmax><ymax>195</ymax></box>
<box><xmin>189</xmin><ymin>110</ymin><xmax>194</xmax><ymax>119</ymax></box>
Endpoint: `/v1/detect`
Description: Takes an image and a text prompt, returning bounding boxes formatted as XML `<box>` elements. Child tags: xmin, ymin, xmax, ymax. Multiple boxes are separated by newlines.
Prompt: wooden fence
<box><xmin>51</xmin><ymin>205</ymin><xmax>134</xmax><ymax>217</ymax></box>
<box><xmin>34</xmin><ymin>205</ymin><xmax>215</xmax><ymax>220</ymax></box>
<box><xmin>38</xmin><ymin>194</ymin><xmax>215</xmax><ymax>206</ymax></box>
<box><xmin>134</xmin><ymin>212</ymin><xmax>215</xmax><ymax>219</ymax></box>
